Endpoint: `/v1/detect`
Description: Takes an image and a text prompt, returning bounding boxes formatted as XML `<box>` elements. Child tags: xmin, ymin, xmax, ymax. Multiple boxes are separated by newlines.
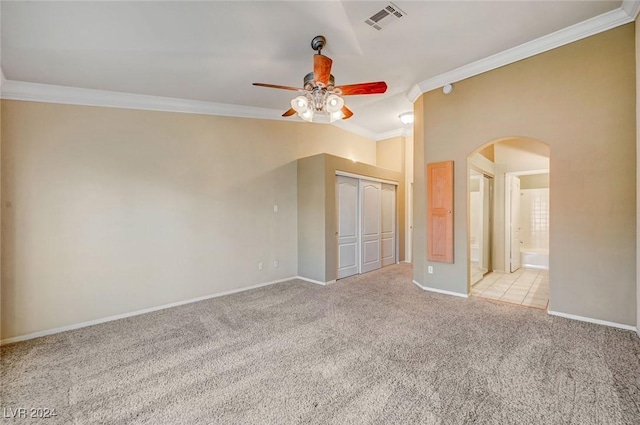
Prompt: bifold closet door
<box><xmin>381</xmin><ymin>184</ymin><xmax>396</xmax><ymax>267</ymax></box>
<box><xmin>337</xmin><ymin>176</ymin><xmax>359</xmax><ymax>279</ymax></box>
<box><xmin>360</xmin><ymin>180</ymin><xmax>382</xmax><ymax>273</ymax></box>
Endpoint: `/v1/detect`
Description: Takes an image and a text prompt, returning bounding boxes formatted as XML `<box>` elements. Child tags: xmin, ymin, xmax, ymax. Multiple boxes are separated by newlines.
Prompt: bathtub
<box><xmin>521</xmin><ymin>249</ymin><xmax>549</xmax><ymax>270</ymax></box>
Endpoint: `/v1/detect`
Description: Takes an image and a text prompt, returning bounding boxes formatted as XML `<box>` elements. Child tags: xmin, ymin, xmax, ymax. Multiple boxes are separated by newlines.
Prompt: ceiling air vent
<box><xmin>365</xmin><ymin>3</ymin><xmax>405</xmax><ymax>31</ymax></box>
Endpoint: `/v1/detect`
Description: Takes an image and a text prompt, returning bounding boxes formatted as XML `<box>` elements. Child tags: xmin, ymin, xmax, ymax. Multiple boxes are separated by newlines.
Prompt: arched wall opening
<box><xmin>411</xmin><ymin>24</ymin><xmax>635</xmax><ymax>326</ymax></box>
<box><xmin>467</xmin><ymin>137</ymin><xmax>550</xmax><ymax>309</ymax></box>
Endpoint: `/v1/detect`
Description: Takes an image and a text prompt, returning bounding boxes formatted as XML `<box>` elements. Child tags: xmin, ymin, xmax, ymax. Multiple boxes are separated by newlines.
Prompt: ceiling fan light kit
<box><xmin>253</xmin><ymin>35</ymin><xmax>387</xmax><ymax>123</ymax></box>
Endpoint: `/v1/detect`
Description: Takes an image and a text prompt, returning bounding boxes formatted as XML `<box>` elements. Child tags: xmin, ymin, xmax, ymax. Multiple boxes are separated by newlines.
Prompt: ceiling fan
<box><xmin>253</xmin><ymin>35</ymin><xmax>387</xmax><ymax>122</ymax></box>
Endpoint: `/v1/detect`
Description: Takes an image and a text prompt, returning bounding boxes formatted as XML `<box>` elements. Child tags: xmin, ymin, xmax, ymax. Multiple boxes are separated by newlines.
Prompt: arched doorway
<box><xmin>467</xmin><ymin>137</ymin><xmax>550</xmax><ymax>310</ymax></box>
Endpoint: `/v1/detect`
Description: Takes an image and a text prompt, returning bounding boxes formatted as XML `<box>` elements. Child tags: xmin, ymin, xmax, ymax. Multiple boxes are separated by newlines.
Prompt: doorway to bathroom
<box><xmin>469</xmin><ymin>169</ymin><xmax>493</xmax><ymax>285</ymax></box>
<box><xmin>467</xmin><ymin>138</ymin><xmax>550</xmax><ymax>310</ymax></box>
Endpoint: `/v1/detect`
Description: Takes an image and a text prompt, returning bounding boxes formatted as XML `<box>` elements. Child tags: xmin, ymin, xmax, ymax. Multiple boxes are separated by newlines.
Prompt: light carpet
<box><xmin>2</xmin><ymin>264</ymin><xmax>640</xmax><ymax>424</ymax></box>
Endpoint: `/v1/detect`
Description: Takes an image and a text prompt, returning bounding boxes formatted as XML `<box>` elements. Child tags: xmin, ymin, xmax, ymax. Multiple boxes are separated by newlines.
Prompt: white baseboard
<box><xmin>548</xmin><ymin>310</ymin><xmax>637</xmax><ymax>332</ymax></box>
<box><xmin>0</xmin><ymin>276</ymin><xmax>297</xmax><ymax>346</ymax></box>
<box><xmin>412</xmin><ymin>280</ymin><xmax>469</xmax><ymax>298</ymax></box>
<box><xmin>295</xmin><ymin>276</ymin><xmax>333</xmax><ymax>286</ymax></box>
<box><xmin>521</xmin><ymin>264</ymin><xmax>549</xmax><ymax>271</ymax></box>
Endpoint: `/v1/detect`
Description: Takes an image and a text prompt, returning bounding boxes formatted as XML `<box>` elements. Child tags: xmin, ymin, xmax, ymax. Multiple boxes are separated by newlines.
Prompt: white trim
<box><xmin>331</xmin><ymin>119</ymin><xmax>379</xmax><ymax>141</ymax></box>
<box><xmin>0</xmin><ymin>80</ymin><xmax>402</xmax><ymax>142</ymax></box>
<box><xmin>330</xmin><ymin>115</ymin><xmax>411</xmax><ymax>142</ymax></box>
<box><xmin>406</xmin><ymin>85</ymin><xmax>423</xmax><ymax>103</ymax></box>
<box><xmin>0</xmin><ymin>80</ymin><xmax>292</xmax><ymax>120</ymax></box>
<box><xmin>0</xmin><ymin>276</ymin><xmax>297</xmax><ymax>346</ymax></box>
<box><xmin>406</xmin><ymin>8</ymin><xmax>633</xmax><ymax>102</ymax></box>
<box><xmin>548</xmin><ymin>310</ymin><xmax>637</xmax><ymax>332</ymax></box>
<box><xmin>622</xmin><ymin>1</ymin><xmax>640</xmax><ymax>19</ymax></box>
<box><xmin>295</xmin><ymin>276</ymin><xmax>329</xmax><ymax>286</ymax></box>
<box><xmin>413</xmin><ymin>280</ymin><xmax>469</xmax><ymax>298</ymax></box>
<box><xmin>375</xmin><ymin>127</ymin><xmax>412</xmax><ymax>141</ymax></box>
<box><xmin>505</xmin><ymin>169</ymin><xmax>549</xmax><ymax>177</ymax></box>
<box><xmin>520</xmin><ymin>264</ymin><xmax>549</xmax><ymax>271</ymax></box>
<box><xmin>335</xmin><ymin>171</ymin><xmax>399</xmax><ymax>186</ymax></box>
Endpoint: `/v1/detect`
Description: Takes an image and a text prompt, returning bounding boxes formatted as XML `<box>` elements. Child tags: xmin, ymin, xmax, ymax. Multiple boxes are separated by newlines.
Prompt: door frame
<box><xmin>504</xmin><ymin>169</ymin><xmax>549</xmax><ymax>275</ymax></box>
<box><xmin>467</xmin><ymin>165</ymin><xmax>495</xmax><ymax>289</ymax></box>
<box><xmin>466</xmin><ymin>154</ymin><xmax>498</xmax><ymax>294</ymax></box>
<box><xmin>334</xmin><ymin>171</ymin><xmax>399</xmax><ymax>279</ymax></box>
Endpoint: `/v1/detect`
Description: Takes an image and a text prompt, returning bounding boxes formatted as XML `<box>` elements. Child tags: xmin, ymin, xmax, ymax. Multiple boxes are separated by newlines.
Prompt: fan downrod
<box><xmin>311</xmin><ymin>35</ymin><xmax>326</xmax><ymax>54</ymax></box>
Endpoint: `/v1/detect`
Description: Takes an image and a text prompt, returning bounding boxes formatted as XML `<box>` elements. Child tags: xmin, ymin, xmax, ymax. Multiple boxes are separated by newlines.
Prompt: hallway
<box><xmin>471</xmin><ymin>268</ymin><xmax>549</xmax><ymax>309</ymax></box>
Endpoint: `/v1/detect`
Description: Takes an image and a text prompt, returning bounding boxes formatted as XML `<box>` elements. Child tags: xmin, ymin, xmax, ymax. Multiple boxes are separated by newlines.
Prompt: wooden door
<box><xmin>427</xmin><ymin>161</ymin><xmax>454</xmax><ymax>263</ymax></box>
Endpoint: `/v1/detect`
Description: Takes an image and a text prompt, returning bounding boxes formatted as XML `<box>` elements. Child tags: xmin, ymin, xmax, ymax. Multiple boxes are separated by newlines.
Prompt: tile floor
<box><xmin>471</xmin><ymin>268</ymin><xmax>549</xmax><ymax>309</ymax></box>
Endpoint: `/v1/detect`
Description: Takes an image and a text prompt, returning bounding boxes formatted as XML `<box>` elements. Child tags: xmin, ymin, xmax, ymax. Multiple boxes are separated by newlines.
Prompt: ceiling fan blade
<box><xmin>336</xmin><ymin>81</ymin><xmax>387</xmax><ymax>96</ymax></box>
<box><xmin>341</xmin><ymin>105</ymin><xmax>354</xmax><ymax>120</ymax></box>
<box><xmin>282</xmin><ymin>108</ymin><xmax>296</xmax><ymax>117</ymax></box>
<box><xmin>313</xmin><ymin>54</ymin><xmax>333</xmax><ymax>86</ymax></box>
<box><xmin>253</xmin><ymin>83</ymin><xmax>301</xmax><ymax>91</ymax></box>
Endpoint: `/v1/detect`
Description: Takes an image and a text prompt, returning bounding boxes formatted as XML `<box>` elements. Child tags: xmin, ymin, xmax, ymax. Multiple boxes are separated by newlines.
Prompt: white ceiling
<box><xmin>0</xmin><ymin>1</ymin><xmax>627</xmax><ymax>137</ymax></box>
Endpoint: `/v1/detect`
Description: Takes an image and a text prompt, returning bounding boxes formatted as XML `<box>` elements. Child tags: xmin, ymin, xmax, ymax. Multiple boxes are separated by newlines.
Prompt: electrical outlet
<box><xmin>428</xmin><ymin>266</ymin><xmax>433</xmax><ymax>274</ymax></box>
<box><xmin>273</xmin><ymin>260</ymin><xmax>279</xmax><ymax>268</ymax></box>
<box><xmin>258</xmin><ymin>262</ymin><xmax>264</xmax><ymax>271</ymax></box>
<box><xmin>273</xmin><ymin>204</ymin><xmax>278</xmax><ymax>212</ymax></box>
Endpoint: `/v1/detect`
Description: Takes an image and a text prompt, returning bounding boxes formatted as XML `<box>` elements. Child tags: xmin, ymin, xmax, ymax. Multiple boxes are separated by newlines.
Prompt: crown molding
<box><xmin>406</xmin><ymin>85</ymin><xmax>423</xmax><ymax>103</ymax></box>
<box><xmin>9</xmin><ymin>8</ymin><xmax>628</xmax><ymax>142</ymax></box>
<box><xmin>0</xmin><ymin>80</ymin><xmax>405</xmax><ymax>141</ymax></box>
<box><xmin>406</xmin><ymin>7</ymin><xmax>634</xmax><ymax>102</ymax></box>
<box><xmin>622</xmin><ymin>1</ymin><xmax>640</xmax><ymax>19</ymax></box>
<box><xmin>331</xmin><ymin>119</ymin><xmax>379</xmax><ymax>140</ymax></box>
<box><xmin>0</xmin><ymin>80</ymin><xmax>294</xmax><ymax>121</ymax></box>
<box><xmin>375</xmin><ymin>127</ymin><xmax>413</xmax><ymax>141</ymax></box>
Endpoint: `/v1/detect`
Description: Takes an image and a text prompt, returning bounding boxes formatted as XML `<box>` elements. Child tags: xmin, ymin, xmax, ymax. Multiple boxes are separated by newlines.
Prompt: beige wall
<box><xmin>413</xmin><ymin>98</ymin><xmax>426</xmax><ymax>282</ymax></box>
<box><xmin>493</xmin><ymin>138</ymin><xmax>550</xmax><ymax>172</ymax></box>
<box><xmin>297</xmin><ymin>153</ymin><xmax>404</xmax><ymax>283</ymax></box>
<box><xmin>480</xmin><ymin>138</ymin><xmax>550</xmax><ymax>273</ymax></box>
<box><xmin>479</xmin><ymin>145</ymin><xmax>494</xmax><ymax>162</ymax></box>
<box><xmin>297</xmin><ymin>155</ymin><xmax>327</xmax><ymax>282</ymax></box>
<box><xmin>376</xmin><ymin>136</ymin><xmax>405</xmax><ymax>173</ymax></box>
<box><xmin>376</xmin><ymin>134</ymin><xmax>415</xmax><ymax>262</ymax></box>
<box><xmin>1</xmin><ymin>100</ymin><xmax>377</xmax><ymax>340</ymax></box>
<box><xmin>404</xmin><ymin>134</ymin><xmax>414</xmax><ymax>262</ymax></box>
<box><xmin>520</xmin><ymin>173</ymin><xmax>550</xmax><ymax>190</ymax></box>
<box><xmin>637</xmin><ymin>19</ymin><xmax>640</xmax><ymax>333</ymax></box>
<box><xmin>415</xmin><ymin>24</ymin><xmax>636</xmax><ymax>325</ymax></box>
<box><xmin>0</xmin><ymin>98</ymin><xmax>2</xmax><ymax>336</ymax></box>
